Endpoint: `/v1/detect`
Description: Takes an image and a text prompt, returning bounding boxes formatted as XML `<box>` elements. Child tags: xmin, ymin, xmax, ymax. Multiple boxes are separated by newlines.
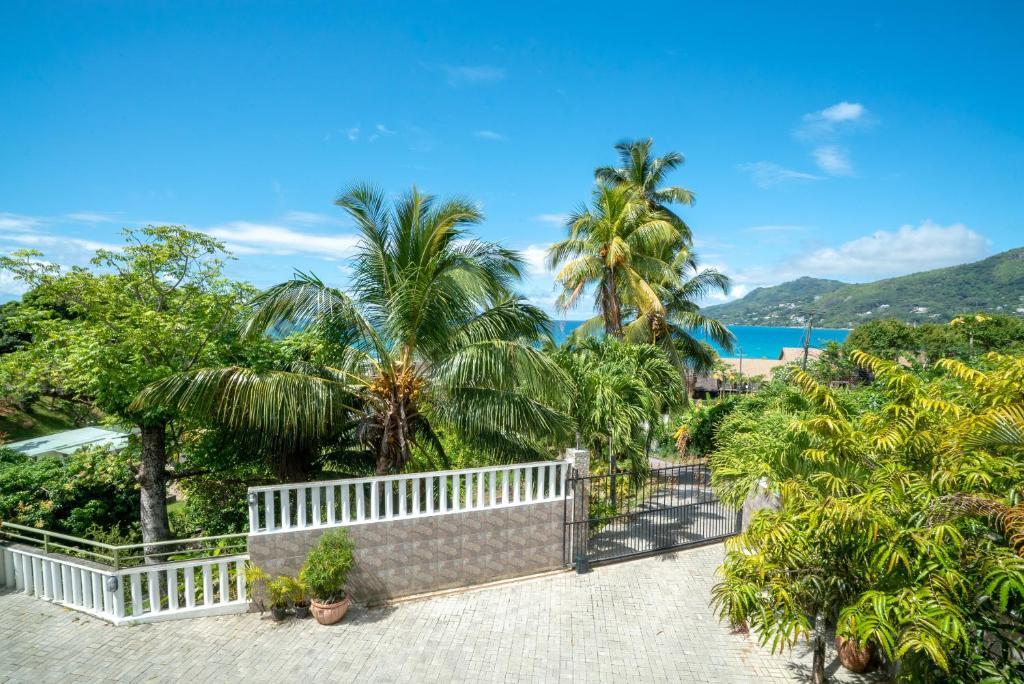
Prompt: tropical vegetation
<box><xmin>709</xmin><ymin>352</ymin><xmax>1024</xmax><ymax>682</ymax></box>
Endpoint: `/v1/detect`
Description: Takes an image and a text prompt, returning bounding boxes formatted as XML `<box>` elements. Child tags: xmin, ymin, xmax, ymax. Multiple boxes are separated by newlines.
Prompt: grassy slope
<box><xmin>0</xmin><ymin>399</ymin><xmax>99</xmax><ymax>443</ymax></box>
<box><xmin>703</xmin><ymin>248</ymin><xmax>1024</xmax><ymax>327</ymax></box>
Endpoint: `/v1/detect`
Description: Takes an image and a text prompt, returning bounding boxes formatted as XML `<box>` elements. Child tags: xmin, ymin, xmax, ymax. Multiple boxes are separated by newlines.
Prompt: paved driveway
<box><xmin>0</xmin><ymin>543</ymin><xmax>877</xmax><ymax>683</ymax></box>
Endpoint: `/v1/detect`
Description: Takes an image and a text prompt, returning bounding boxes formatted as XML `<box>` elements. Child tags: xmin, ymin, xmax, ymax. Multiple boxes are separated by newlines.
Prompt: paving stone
<box><xmin>0</xmin><ymin>543</ymin><xmax>881</xmax><ymax>682</ymax></box>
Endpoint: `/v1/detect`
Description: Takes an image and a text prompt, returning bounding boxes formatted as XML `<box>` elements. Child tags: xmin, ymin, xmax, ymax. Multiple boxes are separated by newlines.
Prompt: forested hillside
<box><xmin>703</xmin><ymin>247</ymin><xmax>1024</xmax><ymax>327</ymax></box>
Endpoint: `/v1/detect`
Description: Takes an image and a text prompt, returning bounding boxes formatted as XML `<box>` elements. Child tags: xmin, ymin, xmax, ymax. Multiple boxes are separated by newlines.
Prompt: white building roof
<box><xmin>4</xmin><ymin>426</ymin><xmax>132</xmax><ymax>458</ymax></box>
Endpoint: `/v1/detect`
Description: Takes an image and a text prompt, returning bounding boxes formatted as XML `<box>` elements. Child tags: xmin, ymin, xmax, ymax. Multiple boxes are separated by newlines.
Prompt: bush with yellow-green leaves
<box><xmin>710</xmin><ymin>352</ymin><xmax>1024</xmax><ymax>683</ymax></box>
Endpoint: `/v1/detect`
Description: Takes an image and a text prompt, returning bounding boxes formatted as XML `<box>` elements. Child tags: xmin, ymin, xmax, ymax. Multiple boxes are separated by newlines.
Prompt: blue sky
<box><xmin>1</xmin><ymin>2</ymin><xmax>1022</xmax><ymax>314</ymax></box>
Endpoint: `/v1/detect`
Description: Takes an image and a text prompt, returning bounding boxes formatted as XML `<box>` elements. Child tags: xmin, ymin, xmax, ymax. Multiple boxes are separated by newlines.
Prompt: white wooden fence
<box><xmin>248</xmin><ymin>460</ymin><xmax>571</xmax><ymax>534</ymax></box>
<box><xmin>0</xmin><ymin>545</ymin><xmax>250</xmax><ymax>625</ymax></box>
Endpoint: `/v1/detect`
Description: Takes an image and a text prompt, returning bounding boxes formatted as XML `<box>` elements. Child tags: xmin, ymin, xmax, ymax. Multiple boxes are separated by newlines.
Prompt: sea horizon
<box><xmin>549</xmin><ymin>321</ymin><xmax>850</xmax><ymax>359</ymax></box>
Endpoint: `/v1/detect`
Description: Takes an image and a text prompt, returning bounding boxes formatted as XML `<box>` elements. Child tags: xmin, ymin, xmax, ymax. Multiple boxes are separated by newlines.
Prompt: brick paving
<box><xmin>0</xmin><ymin>543</ymin><xmax>878</xmax><ymax>683</ymax></box>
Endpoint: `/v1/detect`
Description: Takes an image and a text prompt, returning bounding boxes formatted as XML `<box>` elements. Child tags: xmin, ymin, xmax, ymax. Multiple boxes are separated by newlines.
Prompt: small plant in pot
<box><xmin>301</xmin><ymin>528</ymin><xmax>355</xmax><ymax>625</ymax></box>
<box><xmin>285</xmin><ymin>575</ymin><xmax>311</xmax><ymax>619</ymax></box>
<box><xmin>265</xmin><ymin>576</ymin><xmax>292</xmax><ymax>621</ymax></box>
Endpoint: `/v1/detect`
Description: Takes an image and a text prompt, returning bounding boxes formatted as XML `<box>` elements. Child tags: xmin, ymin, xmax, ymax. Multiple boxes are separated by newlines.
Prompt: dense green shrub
<box><xmin>685</xmin><ymin>399</ymin><xmax>738</xmax><ymax>457</ymax></box>
<box><xmin>301</xmin><ymin>529</ymin><xmax>355</xmax><ymax>603</ymax></box>
<box><xmin>0</xmin><ymin>446</ymin><xmax>139</xmax><ymax>538</ymax></box>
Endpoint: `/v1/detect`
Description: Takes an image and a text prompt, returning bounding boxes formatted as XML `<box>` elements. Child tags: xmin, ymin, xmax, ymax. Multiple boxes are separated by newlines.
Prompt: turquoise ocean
<box><xmin>549</xmin><ymin>322</ymin><xmax>849</xmax><ymax>359</ymax></box>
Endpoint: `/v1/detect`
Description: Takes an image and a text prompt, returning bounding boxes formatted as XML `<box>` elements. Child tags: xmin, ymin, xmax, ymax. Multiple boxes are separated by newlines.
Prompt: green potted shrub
<box><xmin>301</xmin><ymin>529</ymin><xmax>355</xmax><ymax>625</ymax></box>
<box><xmin>285</xmin><ymin>575</ymin><xmax>311</xmax><ymax>619</ymax></box>
<box><xmin>265</xmin><ymin>576</ymin><xmax>292</xmax><ymax>621</ymax></box>
<box><xmin>244</xmin><ymin>563</ymin><xmax>269</xmax><ymax>613</ymax></box>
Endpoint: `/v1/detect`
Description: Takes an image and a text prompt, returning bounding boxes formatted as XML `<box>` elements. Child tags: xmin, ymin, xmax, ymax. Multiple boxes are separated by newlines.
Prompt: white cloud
<box><xmin>794</xmin><ymin>220</ymin><xmax>987</xmax><ymax>279</ymax></box>
<box><xmin>814</xmin><ymin>101</ymin><xmax>865</xmax><ymax>124</ymax></box>
<box><xmin>473</xmin><ymin>130</ymin><xmax>507</xmax><ymax>141</ymax></box>
<box><xmin>0</xmin><ymin>271</ymin><xmax>29</xmax><ymax>297</ymax></box>
<box><xmin>519</xmin><ymin>244</ymin><xmax>551</xmax><ymax>275</ymax></box>
<box><xmin>706</xmin><ymin>220</ymin><xmax>990</xmax><ymax>306</ymax></box>
<box><xmin>442</xmin><ymin>65</ymin><xmax>506</xmax><ymax>87</ymax></box>
<box><xmin>375</xmin><ymin>124</ymin><xmax>396</xmax><ymax>135</ymax></box>
<box><xmin>205</xmin><ymin>222</ymin><xmax>360</xmax><ymax>259</ymax></box>
<box><xmin>798</xmin><ymin>101</ymin><xmax>870</xmax><ymax>138</ymax></box>
<box><xmin>739</xmin><ymin>162</ymin><xmax>821</xmax><ymax>188</ymax></box>
<box><xmin>347</xmin><ymin>127</ymin><xmax>360</xmax><ymax>141</ymax></box>
<box><xmin>533</xmin><ymin>213</ymin><xmax>569</xmax><ymax>226</ymax></box>
<box><xmin>812</xmin><ymin>145</ymin><xmax>853</xmax><ymax>176</ymax></box>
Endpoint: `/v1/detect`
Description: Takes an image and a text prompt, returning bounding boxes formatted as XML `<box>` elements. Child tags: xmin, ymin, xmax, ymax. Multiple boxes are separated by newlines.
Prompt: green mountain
<box><xmin>703</xmin><ymin>248</ymin><xmax>1024</xmax><ymax>328</ymax></box>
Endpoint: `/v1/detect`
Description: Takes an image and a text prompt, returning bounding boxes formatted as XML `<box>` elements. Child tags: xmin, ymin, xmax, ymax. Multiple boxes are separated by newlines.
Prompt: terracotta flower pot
<box><xmin>835</xmin><ymin>635</ymin><xmax>875</xmax><ymax>673</ymax></box>
<box><xmin>310</xmin><ymin>596</ymin><xmax>350</xmax><ymax>625</ymax></box>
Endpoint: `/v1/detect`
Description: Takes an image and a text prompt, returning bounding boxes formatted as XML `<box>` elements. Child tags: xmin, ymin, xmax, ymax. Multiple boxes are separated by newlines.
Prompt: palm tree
<box><xmin>622</xmin><ymin>246</ymin><xmax>735</xmax><ymax>388</ymax></box>
<box><xmin>135</xmin><ymin>184</ymin><xmax>569</xmax><ymax>476</ymax></box>
<box><xmin>595</xmin><ymin>138</ymin><xmax>695</xmax><ymax>244</ymax></box>
<box><xmin>547</xmin><ymin>184</ymin><xmax>679</xmax><ymax>338</ymax></box>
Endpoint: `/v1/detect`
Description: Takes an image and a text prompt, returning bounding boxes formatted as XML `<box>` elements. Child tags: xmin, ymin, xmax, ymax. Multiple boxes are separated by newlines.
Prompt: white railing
<box><xmin>248</xmin><ymin>460</ymin><xmax>571</xmax><ymax>534</ymax></box>
<box><xmin>1</xmin><ymin>545</ymin><xmax>250</xmax><ymax>625</ymax></box>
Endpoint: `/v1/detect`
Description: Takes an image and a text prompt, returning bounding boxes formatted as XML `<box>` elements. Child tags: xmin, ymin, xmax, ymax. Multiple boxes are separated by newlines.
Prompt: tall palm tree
<box><xmin>547</xmin><ymin>184</ymin><xmax>679</xmax><ymax>338</ymax></box>
<box><xmin>135</xmin><ymin>184</ymin><xmax>569</xmax><ymax>475</ymax></box>
<box><xmin>595</xmin><ymin>138</ymin><xmax>695</xmax><ymax>244</ymax></box>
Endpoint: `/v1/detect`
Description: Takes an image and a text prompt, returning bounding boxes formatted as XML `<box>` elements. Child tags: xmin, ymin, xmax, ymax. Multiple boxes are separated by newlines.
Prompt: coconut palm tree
<box><xmin>547</xmin><ymin>184</ymin><xmax>679</xmax><ymax>338</ymax></box>
<box><xmin>595</xmin><ymin>138</ymin><xmax>695</xmax><ymax>244</ymax></box>
<box><xmin>135</xmin><ymin>184</ymin><xmax>569</xmax><ymax>475</ymax></box>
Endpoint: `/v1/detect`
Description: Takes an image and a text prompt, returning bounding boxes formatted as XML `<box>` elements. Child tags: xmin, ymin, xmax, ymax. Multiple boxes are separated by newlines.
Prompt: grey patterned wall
<box><xmin>248</xmin><ymin>499</ymin><xmax>565</xmax><ymax>604</ymax></box>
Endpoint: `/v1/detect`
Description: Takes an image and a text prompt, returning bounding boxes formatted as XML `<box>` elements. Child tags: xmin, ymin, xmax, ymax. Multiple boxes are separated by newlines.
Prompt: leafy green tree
<box><xmin>548</xmin><ymin>184</ymin><xmax>679</xmax><ymax>337</ymax></box>
<box><xmin>0</xmin><ymin>227</ymin><xmax>248</xmax><ymax>548</ymax></box>
<box><xmin>136</xmin><ymin>185</ymin><xmax>569</xmax><ymax>475</ymax></box>
<box><xmin>0</xmin><ymin>447</ymin><xmax>139</xmax><ymax>538</ymax></box>
<box><xmin>844</xmin><ymin>318</ymin><xmax>918</xmax><ymax>360</ymax></box>
<box><xmin>710</xmin><ymin>353</ymin><xmax>1024</xmax><ymax>682</ymax></box>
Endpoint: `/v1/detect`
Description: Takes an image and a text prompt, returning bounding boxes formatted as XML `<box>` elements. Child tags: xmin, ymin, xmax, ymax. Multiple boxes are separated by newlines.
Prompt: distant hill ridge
<box><xmin>702</xmin><ymin>247</ymin><xmax>1024</xmax><ymax>328</ymax></box>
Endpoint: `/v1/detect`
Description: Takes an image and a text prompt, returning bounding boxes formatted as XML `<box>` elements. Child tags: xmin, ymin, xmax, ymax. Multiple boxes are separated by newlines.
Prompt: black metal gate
<box><xmin>563</xmin><ymin>461</ymin><xmax>741</xmax><ymax>566</ymax></box>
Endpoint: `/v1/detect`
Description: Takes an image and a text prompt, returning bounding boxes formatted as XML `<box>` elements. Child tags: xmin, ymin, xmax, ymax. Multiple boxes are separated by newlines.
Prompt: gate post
<box><xmin>564</xmin><ymin>448</ymin><xmax>590</xmax><ymax>572</ymax></box>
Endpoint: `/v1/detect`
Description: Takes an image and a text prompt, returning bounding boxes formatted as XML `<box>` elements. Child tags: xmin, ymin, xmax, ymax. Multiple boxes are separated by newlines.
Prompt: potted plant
<box><xmin>244</xmin><ymin>563</ymin><xmax>269</xmax><ymax>613</ymax></box>
<box><xmin>286</xmin><ymin>575</ymin><xmax>311</xmax><ymax>619</ymax></box>
<box><xmin>265</xmin><ymin>576</ymin><xmax>292</xmax><ymax>621</ymax></box>
<box><xmin>301</xmin><ymin>528</ymin><xmax>355</xmax><ymax>625</ymax></box>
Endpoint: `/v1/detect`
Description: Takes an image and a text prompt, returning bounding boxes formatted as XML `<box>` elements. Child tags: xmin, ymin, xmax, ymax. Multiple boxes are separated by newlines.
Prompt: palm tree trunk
<box><xmin>812</xmin><ymin>612</ymin><xmax>828</xmax><ymax>684</ymax></box>
<box><xmin>603</xmin><ymin>273</ymin><xmax>624</xmax><ymax>338</ymax></box>
<box><xmin>139</xmin><ymin>422</ymin><xmax>172</xmax><ymax>562</ymax></box>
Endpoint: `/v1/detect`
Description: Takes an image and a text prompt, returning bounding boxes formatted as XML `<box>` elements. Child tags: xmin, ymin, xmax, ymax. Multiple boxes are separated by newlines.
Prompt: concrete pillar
<box><xmin>741</xmin><ymin>478</ymin><xmax>781</xmax><ymax>531</ymax></box>
<box><xmin>563</xmin><ymin>449</ymin><xmax>590</xmax><ymax>570</ymax></box>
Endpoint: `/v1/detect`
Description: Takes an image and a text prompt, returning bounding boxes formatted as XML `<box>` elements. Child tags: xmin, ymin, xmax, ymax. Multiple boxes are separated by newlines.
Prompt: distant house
<box><xmin>3</xmin><ymin>426</ymin><xmax>133</xmax><ymax>459</ymax></box>
<box><xmin>694</xmin><ymin>347</ymin><xmax>824</xmax><ymax>398</ymax></box>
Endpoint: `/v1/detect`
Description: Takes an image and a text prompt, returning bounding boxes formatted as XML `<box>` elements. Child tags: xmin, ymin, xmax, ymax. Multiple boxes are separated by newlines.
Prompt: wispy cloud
<box><xmin>205</xmin><ymin>222</ymin><xmax>359</xmax><ymax>259</ymax></box>
<box><xmin>473</xmin><ymin>129</ymin><xmax>507</xmax><ymax>142</ymax></box>
<box><xmin>744</xmin><ymin>224</ymin><xmax>807</xmax><ymax>234</ymax></box>
<box><xmin>441</xmin><ymin>65</ymin><xmax>506</xmax><ymax>87</ymax></box>
<box><xmin>64</xmin><ymin>212</ymin><xmax>117</xmax><ymax>223</ymax></box>
<box><xmin>739</xmin><ymin>162</ymin><xmax>821</xmax><ymax>188</ymax></box>
<box><xmin>812</xmin><ymin>145</ymin><xmax>853</xmax><ymax>176</ymax></box>
<box><xmin>0</xmin><ymin>212</ymin><xmax>44</xmax><ymax>231</ymax></box>
<box><xmin>533</xmin><ymin>213</ymin><xmax>569</xmax><ymax>226</ymax></box>
<box><xmin>281</xmin><ymin>211</ymin><xmax>337</xmax><ymax>225</ymax></box>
